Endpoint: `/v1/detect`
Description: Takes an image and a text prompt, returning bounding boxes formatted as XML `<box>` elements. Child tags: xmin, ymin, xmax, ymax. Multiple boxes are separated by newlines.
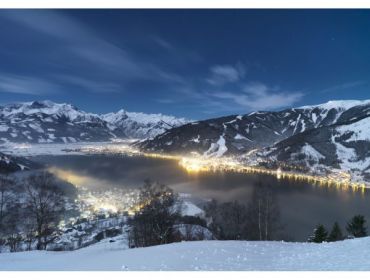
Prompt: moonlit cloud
<box><xmin>1</xmin><ymin>10</ymin><xmax>185</xmax><ymax>87</ymax></box>
<box><xmin>211</xmin><ymin>82</ymin><xmax>304</xmax><ymax>111</ymax></box>
<box><xmin>0</xmin><ymin>10</ymin><xmax>368</xmax><ymax>119</ymax></box>
<box><xmin>54</xmin><ymin>75</ymin><xmax>123</xmax><ymax>93</ymax></box>
<box><xmin>207</xmin><ymin>64</ymin><xmax>245</xmax><ymax>86</ymax></box>
<box><xmin>151</xmin><ymin>35</ymin><xmax>174</xmax><ymax>50</ymax></box>
<box><xmin>2</xmin><ymin>10</ymin><xmax>144</xmax><ymax>78</ymax></box>
<box><xmin>0</xmin><ymin>74</ymin><xmax>59</xmax><ymax>95</ymax></box>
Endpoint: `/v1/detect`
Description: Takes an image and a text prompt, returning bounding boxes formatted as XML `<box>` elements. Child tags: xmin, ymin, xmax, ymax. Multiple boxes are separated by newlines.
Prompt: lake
<box><xmin>33</xmin><ymin>154</ymin><xmax>370</xmax><ymax>241</ymax></box>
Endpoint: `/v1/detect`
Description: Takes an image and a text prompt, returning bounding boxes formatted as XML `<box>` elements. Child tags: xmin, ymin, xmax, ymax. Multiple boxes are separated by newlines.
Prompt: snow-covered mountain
<box><xmin>261</xmin><ymin>103</ymin><xmax>370</xmax><ymax>180</ymax></box>
<box><xmin>0</xmin><ymin>101</ymin><xmax>189</xmax><ymax>144</ymax></box>
<box><xmin>101</xmin><ymin>109</ymin><xmax>189</xmax><ymax>139</ymax></box>
<box><xmin>138</xmin><ymin>99</ymin><xmax>370</xmax><ymax>157</ymax></box>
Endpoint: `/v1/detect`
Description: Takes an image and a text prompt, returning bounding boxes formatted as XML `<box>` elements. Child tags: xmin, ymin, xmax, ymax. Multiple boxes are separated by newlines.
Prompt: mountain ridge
<box><xmin>138</xmin><ymin>99</ymin><xmax>370</xmax><ymax>156</ymax></box>
<box><xmin>137</xmin><ymin>99</ymin><xmax>370</xmax><ymax>181</ymax></box>
<box><xmin>0</xmin><ymin>100</ymin><xmax>190</xmax><ymax>144</ymax></box>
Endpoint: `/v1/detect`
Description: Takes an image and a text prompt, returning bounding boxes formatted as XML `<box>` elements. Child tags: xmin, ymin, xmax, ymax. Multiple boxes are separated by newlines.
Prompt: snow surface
<box><xmin>301</xmin><ymin>143</ymin><xmax>325</xmax><ymax>162</ymax></box>
<box><xmin>234</xmin><ymin>134</ymin><xmax>251</xmax><ymax>141</ymax></box>
<box><xmin>1</xmin><ymin>238</ymin><xmax>370</xmax><ymax>270</ymax></box>
<box><xmin>181</xmin><ymin>201</ymin><xmax>204</xmax><ymax>217</ymax></box>
<box><xmin>336</xmin><ymin>117</ymin><xmax>370</xmax><ymax>142</ymax></box>
<box><xmin>204</xmin><ymin>135</ymin><xmax>228</xmax><ymax>157</ymax></box>
<box><xmin>0</xmin><ymin>124</ymin><xmax>9</xmax><ymax>132</ymax></box>
<box><xmin>329</xmin><ymin>119</ymin><xmax>370</xmax><ymax>172</ymax></box>
<box><xmin>299</xmin><ymin>99</ymin><xmax>370</xmax><ymax>111</ymax></box>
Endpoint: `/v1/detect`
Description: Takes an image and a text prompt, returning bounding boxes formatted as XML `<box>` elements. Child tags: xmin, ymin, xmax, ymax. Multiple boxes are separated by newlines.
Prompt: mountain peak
<box><xmin>298</xmin><ymin>99</ymin><xmax>370</xmax><ymax>111</ymax></box>
<box><xmin>0</xmin><ymin>100</ymin><xmax>190</xmax><ymax>143</ymax></box>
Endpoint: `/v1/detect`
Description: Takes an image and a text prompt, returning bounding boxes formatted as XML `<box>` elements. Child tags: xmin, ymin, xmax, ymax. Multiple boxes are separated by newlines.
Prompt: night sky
<box><xmin>0</xmin><ymin>9</ymin><xmax>369</xmax><ymax>119</ymax></box>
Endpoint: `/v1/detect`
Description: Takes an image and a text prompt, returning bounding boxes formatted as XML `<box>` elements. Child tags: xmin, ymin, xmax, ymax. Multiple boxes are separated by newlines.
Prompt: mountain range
<box><xmin>138</xmin><ymin>100</ymin><xmax>370</xmax><ymax>180</ymax></box>
<box><xmin>1</xmin><ymin>99</ymin><xmax>370</xmax><ymax>180</ymax></box>
<box><xmin>0</xmin><ymin>100</ymin><xmax>190</xmax><ymax>144</ymax></box>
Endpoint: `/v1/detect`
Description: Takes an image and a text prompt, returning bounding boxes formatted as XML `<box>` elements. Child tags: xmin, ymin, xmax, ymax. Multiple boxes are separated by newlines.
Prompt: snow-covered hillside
<box><xmin>137</xmin><ymin>99</ymin><xmax>370</xmax><ymax>157</ymax></box>
<box><xmin>262</xmin><ymin>112</ymin><xmax>370</xmax><ymax>181</ymax></box>
<box><xmin>0</xmin><ymin>101</ymin><xmax>189</xmax><ymax>144</ymax></box>
<box><xmin>1</xmin><ymin>238</ymin><xmax>370</xmax><ymax>270</ymax></box>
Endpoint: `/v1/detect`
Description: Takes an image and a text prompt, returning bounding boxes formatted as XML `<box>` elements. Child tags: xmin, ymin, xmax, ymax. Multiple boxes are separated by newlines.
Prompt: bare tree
<box><xmin>23</xmin><ymin>172</ymin><xmax>65</xmax><ymax>250</ymax></box>
<box><xmin>23</xmin><ymin>216</ymin><xmax>36</xmax><ymax>251</ymax></box>
<box><xmin>5</xmin><ymin>205</ymin><xmax>22</xmax><ymax>253</ymax></box>
<box><xmin>246</xmin><ymin>183</ymin><xmax>283</xmax><ymax>240</ymax></box>
<box><xmin>205</xmin><ymin>200</ymin><xmax>248</xmax><ymax>240</ymax></box>
<box><xmin>128</xmin><ymin>180</ymin><xmax>181</xmax><ymax>248</ymax></box>
<box><xmin>0</xmin><ymin>175</ymin><xmax>16</xmax><ymax>236</ymax></box>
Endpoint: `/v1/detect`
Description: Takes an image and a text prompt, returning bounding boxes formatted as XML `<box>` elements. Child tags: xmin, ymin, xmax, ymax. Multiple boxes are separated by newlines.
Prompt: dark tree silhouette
<box><xmin>204</xmin><ymin>183</ymin><xmax>283</xmax><ymax>241</ymax></box>
<box><xmin>204</xmin><ymin>200</ymin><xmax>248</xmax><ymax>240</ymax></box>
<box><xmin>0</xmin><ymin>175</ymin><xmax>16</xmax><ymax>237</ymax></box>
<box><xmin>328</xmin><ymin>222</ymin><xmax>343</xmax><ymax>242</ymax></box>
<box><xmin>309</xmin><ymin>224</ymin><xmax>328</xmax><ymax>243</ymax></box>
<box><xmin>346</xmin><ymin>215</ymin><xmax>367</xmax><ymax>238</ymax></box>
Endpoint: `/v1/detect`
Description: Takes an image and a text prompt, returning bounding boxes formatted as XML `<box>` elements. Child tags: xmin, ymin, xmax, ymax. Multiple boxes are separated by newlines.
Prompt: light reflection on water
<box><xmin>34</xmin><ymin>154</ymin><xmax>370</xmax><ymax>241</ymax></box>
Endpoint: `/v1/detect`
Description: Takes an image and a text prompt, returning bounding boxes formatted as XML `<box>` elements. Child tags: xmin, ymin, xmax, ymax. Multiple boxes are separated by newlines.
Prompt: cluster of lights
<box><xmin>177</xmin><ymin>155</ymin><xmax>367</xmax><ymax>193</ymax></box>
<box><xmin>48</xmin><ymin>166</ymin><xmax>143</xmax><ymax>218</ymax></box>
<box><xmin>77</xmin><ymin>143</ymin><xmax>369</xmax><ymax>194</ymax></box>
<box><xmin>76</xmin><ymin>187</ymin><xmax>141</xmax><ymax>217</ymax></box>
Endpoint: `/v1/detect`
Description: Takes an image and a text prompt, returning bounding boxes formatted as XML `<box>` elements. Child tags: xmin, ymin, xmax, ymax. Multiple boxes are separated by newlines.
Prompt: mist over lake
<box><xmin>33</xmin><ymin>154</ymin><xmax>370</xmax><ymax>241</ymax></box>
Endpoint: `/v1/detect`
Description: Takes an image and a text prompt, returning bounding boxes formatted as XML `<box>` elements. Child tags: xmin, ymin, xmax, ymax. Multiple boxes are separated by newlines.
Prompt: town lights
<box><xmin>79</xmin><ymin>143</ymin><xmax>369</xmax><ymax>194</ymax></box>
<box><xmin>179</xmin><ymin>157</ymin><xmax>210</xmax><ymax>173</ymax></box>
<box><xmin>176</xmin><ymin>154</ymin><xmax>367</xmax><ymax>194</ymax></box>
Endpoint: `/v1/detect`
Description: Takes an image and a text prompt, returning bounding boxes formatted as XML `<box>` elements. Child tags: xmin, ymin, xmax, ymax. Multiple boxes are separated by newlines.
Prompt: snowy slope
<box><xmin>138</xmin><ymin>99</ymin><xmax>370</xmax><ymax>157</ymax></box>
<box><xmin>261</xmin><ymin>113</ymin><xmax>370</xmax><ymax>181</ymax></box>
<box><xmin>1</xmin><ymin>238</ymin><xmax>370</xmax><ymax>270</ymax></box>
<box><xmin>299</xmin><ymin>99</ymin><xmax>370</xmax><ymax>111</ymax></box>
<box><xmin>0</xmin><ymin>101</ymin><xmax>189</xmax><ymax>143</ymax></box>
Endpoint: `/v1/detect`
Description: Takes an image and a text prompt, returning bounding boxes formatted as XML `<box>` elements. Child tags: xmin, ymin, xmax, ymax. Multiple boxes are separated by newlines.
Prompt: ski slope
<box><xmin>1</xmin><ymin>237</ymin><xmax>370</xmax><ymax>271</ymax></box>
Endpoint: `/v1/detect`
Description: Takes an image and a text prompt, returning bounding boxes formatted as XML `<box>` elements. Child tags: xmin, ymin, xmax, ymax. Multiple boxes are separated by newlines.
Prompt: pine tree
<box><xmin>346</xmin><ymin>215</ymin><xmax>367</xmax><ymax>238</ymax></box>
<box><xmin>327</xmin><ymin>222</ymin><xmax>343</xmax><ymax>242</ymax></box>
<box><xmin>309</xmin><ymin>224</ymin><xmax>328</xmax><ymax>243</ymax></box>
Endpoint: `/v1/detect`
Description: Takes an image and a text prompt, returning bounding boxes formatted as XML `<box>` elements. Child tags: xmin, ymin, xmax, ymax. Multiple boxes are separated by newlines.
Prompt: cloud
<box><xmin>211</xmin><ymin>82</ymin><xmax>304</xmax><ymax>111</ymax></box>
<box><xmin>207</xmin><ymin>64</ymin><xmax>245</xmax><ymax>86</ymax></box>
<box><xmin>1</xmin><ymin>10</ymin><xmax>176</xmax><ymax>83</ymax></box>
<box><xmin>319</xmin><ymin>80</ymin><xmax>367</xmax><ymax>94</ymax></box>
<box><xmin>54</xmin><ymin>75</ymin><xmax>123</xmax><ymax>93</ymax></box>
<box><xmin>0</xmin><ymin>74</ymin><xmax>59</xmax><ymax>95</ymax></box>
<box><xmin>151</xmin><ymin>35</ymin><xmax>174</xmax><ymax>50</ymax></box>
